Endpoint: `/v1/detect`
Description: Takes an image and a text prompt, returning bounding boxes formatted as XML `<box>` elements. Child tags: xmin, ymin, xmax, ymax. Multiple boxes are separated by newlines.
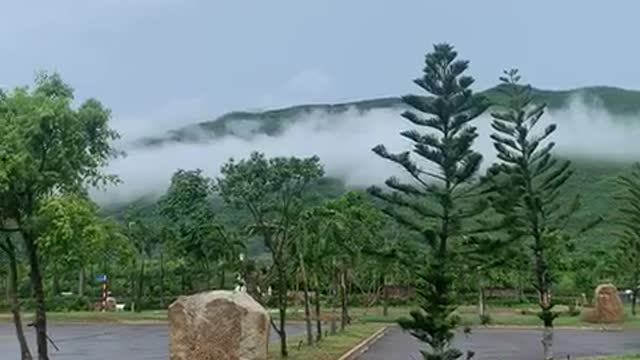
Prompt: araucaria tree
<box><xmin>614</xmin><ymin>163</ymin><xmax>640</xmax><ymax>315</ymax></box>
<box><xmin>217</xmin><ymin>152</ymin><xmax>323</xmax><ymax>357</ymax></box>
<box><xmin>0</xmin><ymin>73</ymin><xmax>119</xmax><ymax>360</ymax></box>
<box><xmin>370</xmin><ymin>43</ymin><xmax>489</xmax><ymax>360</ymax></box>
<box><xmin>488</xmin><ymin>69</ymin><xmax>578</xmax><ymax>360</ymax></box>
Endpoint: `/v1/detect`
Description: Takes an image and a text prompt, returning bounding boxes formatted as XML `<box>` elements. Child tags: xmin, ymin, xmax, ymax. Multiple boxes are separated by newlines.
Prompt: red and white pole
<box><xmin>100</xmin><ymin>277</ymin><xmax>108</xmax><ymax>311</ymax></box>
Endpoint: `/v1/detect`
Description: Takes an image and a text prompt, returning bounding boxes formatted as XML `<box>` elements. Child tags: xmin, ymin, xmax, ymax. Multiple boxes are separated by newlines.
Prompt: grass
<box><xmin>335</xmin><ymin>303</ymin><xmax>640</xmax><ymax>330</ymax></box>
<box><xmin>3</xmin><ymin>303</ymin><xmax>640</xmax><ymax>329</ymax></box>
<box><xmin>267</xmin><ymin>322</ymin><xmax>385</xmax><ymax>360</ymax></box>
<box><xmin>0</xmin><ymin>310</ymin><xmax>167</xmax><ymax>324</ymax></box>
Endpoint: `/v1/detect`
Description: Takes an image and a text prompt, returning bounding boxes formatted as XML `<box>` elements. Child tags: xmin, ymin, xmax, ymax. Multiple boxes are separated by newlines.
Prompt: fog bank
<box><xmin>92</xmin><ymin>97</ymin><xmax>640</xmax><ymax>205</ymax></box>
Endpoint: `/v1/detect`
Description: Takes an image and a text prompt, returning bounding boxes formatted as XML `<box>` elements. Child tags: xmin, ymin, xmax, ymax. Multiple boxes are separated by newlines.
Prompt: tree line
<box><xmin>0</xmin><ymin>44</ymin><xmax>637</xmax><ymax>360</ymax></box>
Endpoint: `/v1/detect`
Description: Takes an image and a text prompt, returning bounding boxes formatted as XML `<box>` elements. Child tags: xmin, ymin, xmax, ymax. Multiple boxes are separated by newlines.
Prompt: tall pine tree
<box><xmin>487</xmin><ymin>69</ymin><xmax>578</xmax><ymax>360</ymax></box>
<box><xmin>614</xmin><ymin>163</ymin><xmax>640</xmax><ymax>315</ymax></box>
<box><xmin>369</xmin><ymin>43</ymin><xmax>489</xmax><ymax>360</ymax></box>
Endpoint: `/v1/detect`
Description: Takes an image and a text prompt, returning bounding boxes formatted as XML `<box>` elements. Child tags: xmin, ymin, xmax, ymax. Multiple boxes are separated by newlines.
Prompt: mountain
<box><xmin>136</xmin><ymin>85</ymin><xmax>640</xmax><ymax>147</ymax></box>
<box><xmin>107</xmin><ymin>85</ymin><xmax>640</xmax><ymax>256</ymax></box>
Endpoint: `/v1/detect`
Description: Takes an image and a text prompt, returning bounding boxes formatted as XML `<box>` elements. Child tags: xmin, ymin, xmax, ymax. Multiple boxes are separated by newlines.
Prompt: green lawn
<box><xmin>268</xmin><ymin>322</ymin><xmax>385</xmax><ymax>360</ymax></box>
<box><xmin>0</xmin><ymin>310</ymin><xmax>167</xmax><ymax>323</ymax></box>
<box><xmin>3</xmin><ymin>303</ymin><xmax>640</xmax><ymax>330</ymax></box>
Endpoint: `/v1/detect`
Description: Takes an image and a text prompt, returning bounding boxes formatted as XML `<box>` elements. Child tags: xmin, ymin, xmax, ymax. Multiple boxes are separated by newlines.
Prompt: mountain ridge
<box><xmin>136</xmin><ymin>85</ymin><xmax>640</xmax><ymax>147</ymax></box>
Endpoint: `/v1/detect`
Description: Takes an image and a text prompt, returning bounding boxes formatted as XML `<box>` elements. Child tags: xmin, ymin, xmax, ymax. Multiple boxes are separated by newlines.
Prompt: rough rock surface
<box><xmin>583</xmin><ymin>283</ymin><xmax>624</xmax><ymax>323</ymax></box>
<box><xmin>169</xmin><ymin>290</ymin><xmax>270</xmax><ymax>360</ymax></box>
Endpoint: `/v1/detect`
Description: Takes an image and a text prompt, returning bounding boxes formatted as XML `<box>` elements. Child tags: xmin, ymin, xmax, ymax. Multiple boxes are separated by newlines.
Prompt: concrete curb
<box><xmin>337</xmin><ymin>325</ymin><xmax>388</xmax><ymax>360</ymax></box>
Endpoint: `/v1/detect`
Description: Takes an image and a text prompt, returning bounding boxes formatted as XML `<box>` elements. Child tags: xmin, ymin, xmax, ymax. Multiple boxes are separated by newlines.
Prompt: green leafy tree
<box><xmin>217</xmin><ymin>152</ymin><xmax>323</xmax><ymax>357</ymax></box>
<box><xmin>297</xmin><ymin>205</ymin><xmax>337</xmax><ymax>341</ymax></box>
<box><xmin>0</xmin><ymin>72</ymin><xmax>119</xmax><ymax>359</ymax></box>
<box><xmin>160</xmin><ymin>169</ymin><xmax>216</xmax><ymax>285</ymax></box>
<box><xmin>367</xmin><ymin>222</ymin><xmax>421</xmax><ymax>317</ymax></box>
<box><xmin>487</xmin><ymin>69</ymin><xmax>586</xmax><ymax>359</ymax></box>
<box><xmin>369</xmin><ymin>43</ymin><xmax>489</xmax><ymax>360</ymax></box>
<box><xmin>293</xmin><ymin>212</ymin><xmax>316</xmax><ymax>346</ymax></box>
<box><xmin>294</xmin><ymin>191</ymin><xmax>384</xmax><ymax>344</ymax></box>
<box><xmin>124</xmin><ymin>214</ymin><xmax>159</xmax><ymax>312</ymax></box>
<box><xmin>323</xmin><ymin>191</ymin><xmax>384</xmax><ymax>330</ymax></box>
<box><xmin>461</xmin><ymin>235</ymin><xmax>521</xmax><ymax>323</ymax></box>
<box><xmin>613</xmin><ymin>163</ymin><xmax>640</xmax><ymax>315</ymax></box>
<box><xmin>160</xmin><ymin>169</ymin><xmax>243</xmax><ymax>290</ymax></box>
<box><xmin>37</xmin><ymin>194</ymin><xmax>110</xmax><ymax>297</ymax></box>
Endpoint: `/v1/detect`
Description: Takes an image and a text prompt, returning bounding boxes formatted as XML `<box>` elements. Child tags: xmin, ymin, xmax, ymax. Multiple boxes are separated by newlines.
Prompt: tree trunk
<box><xmin>4</xmin><ymin>239</ymin><xmax>33</xmax><ymax>359</ymax></box>
<box><xmin>314</xmin><ymin>279</ymin><xmax>322</xmax><ymax>342</ymax></box>
<box><xmin>340</xmin><ymin>269</ymin><xmax>348</xmax><ymax>331</ymax></box>
<box><xmin>632</xmin><ymin>270</ymin><xmax>639</xmax><ymax>316</ymax></box>
<box><xmin>129</xmin><ymin>267</ymin><xmax>136</xmax><ymax>311</ymax></box>
<box><xmin>517</xmin><ymin>272</ymin><xmax>525</xmax><ymax>303</ymax></box>
<box><xmin>159</xmin><ymin>250</ymin><xmax>165</xmax><ymax>309</ymax></box>
<box><xmin>52</xmin><ymin>270</ymin><xmax>60</xmax><ymax>296</ymax></box>
<box><xmin>381</xmin><ymin>273</ymin><xmax>388</xmax><ymax>317</ymax></box>
<box><xmin>180</xmin><ymin>266</ymin><xmax>186</xmax><ymax>294</ymax></box>
<box><xmin>542</xmin><ymin>324</ymin><xmax>553</xmax><ymax>360</ymax></box>
<box><xmin>330</xmin><ymin>266</ymin><xmax>337</xmax><ymax>335</ymax></box>
<box><xmin>135</xmin><ymin>260</ymin><xmax>145</xmax><ymax>313</ymax></box>
<box><xmin>478</xmin><ymin>276</ymin><xmax>486</xmax><ymax>320</ymax></box>
<box><xmin>204</xmin><ymin>259</ymin><xmax>211</xmax><ymax>290</ymax></box>
<box><xmin>219</xmin><ymin>266</ymin><xmax>226</xmax><ymax>290</ymax></box>
<box><xmin>537</xmin><ymin>265</ymin><xmax>553</xmax><ymax>360</ymax></box>
<box><xmin>276</xmin><ymin>261</ymin><xmax>288</xmax><ymax>357</ymax></box>
<box><xmin>298</xmin><ymin>251</ymin><xmax>313</xmax><ymax>346</ymax></box>
<box><xmin>23</xmin><ymin>230</ymin><xmax>49</xmax><ymax>360</ymax></box>
<box><xmin>78</xmin><ymin>267</ymin><xmax>86</xmax><ymax>297</ymax></box>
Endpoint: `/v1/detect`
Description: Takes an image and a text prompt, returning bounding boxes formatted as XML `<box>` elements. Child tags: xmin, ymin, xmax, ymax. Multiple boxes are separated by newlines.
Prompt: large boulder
<box><xmin>583</xmin><ymin>283</ymin><xmax>625</xmax><ymax>323</ymax></box>
<box><xmin>169</xmin><ymin>290</ymin><xmax>270</xmax><ymax>360</ymax></box>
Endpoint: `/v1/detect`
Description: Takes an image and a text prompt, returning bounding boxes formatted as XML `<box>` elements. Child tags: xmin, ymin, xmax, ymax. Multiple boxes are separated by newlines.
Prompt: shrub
<box><xmin>48</xmin><ymin>295</ymin><xmax>91</xmax><ymax>312</ymax></box>
<box><xmin>0</xmin><ymin>299</ymin><xmax>10</xmax><ymax>312</ymax></box>
<box><xmin>567</xmin><ymin>303</ymin><xmax>581</xmax><ymax>317</ymax></box>
<box><xmin>19</xmin><ymin>295</ymin><xmax>92</xmax><ymax>312</ymax></box>
<box><xmin>479</xmin><ymin>313</ymin><xmax>492</xmax><ymax>325</ymax></box>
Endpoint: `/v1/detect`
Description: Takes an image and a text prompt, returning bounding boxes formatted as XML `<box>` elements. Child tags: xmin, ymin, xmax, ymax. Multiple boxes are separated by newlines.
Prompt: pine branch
<box><xmin>370</xmin><ymin>186</ymin><xmax>442</xmax><ymax>220</ymax></box>
<box><xmin>384</xmin><ymin>178</ymin><xmax>428</xmax><ymax>197</ymax></box>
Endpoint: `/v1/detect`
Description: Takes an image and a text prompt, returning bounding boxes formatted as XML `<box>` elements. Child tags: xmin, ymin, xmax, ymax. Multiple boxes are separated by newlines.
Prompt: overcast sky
<box><xmin>1</xmin><ymin>1</ymin><xmax>637</xmax><ymax>135</ymax></box>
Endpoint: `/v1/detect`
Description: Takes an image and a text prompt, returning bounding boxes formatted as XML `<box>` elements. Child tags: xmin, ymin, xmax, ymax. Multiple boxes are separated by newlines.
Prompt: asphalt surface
<box><xmin>3</xmin><ymin>324</ymin><xmax>639</xmax><ymax>359</ymax></box>
<box><xmin>359</xmin><ymin>327</ymin><xmax>640</xmax><ymax>360</ymax></box>
<box><xmin>0</xmin><ymin>323</ymin><xmax>304</xmax><ymax>359</ymax></box>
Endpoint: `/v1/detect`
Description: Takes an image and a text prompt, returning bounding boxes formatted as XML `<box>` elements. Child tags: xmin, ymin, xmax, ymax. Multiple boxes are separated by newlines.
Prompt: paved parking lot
<box><xmin>2</xmin><ymin>323</ymin><xmax>639</xmax><ymax>359</ymax></box>
<box><xmin>359</xmin><ymin>327</ymin><xmax>640</xmax><ymax>360</ymax></box>
<box><xmin>0</xmin><ymin>323</ymin><xmax>304</xmax><ymax>359</ymax></box>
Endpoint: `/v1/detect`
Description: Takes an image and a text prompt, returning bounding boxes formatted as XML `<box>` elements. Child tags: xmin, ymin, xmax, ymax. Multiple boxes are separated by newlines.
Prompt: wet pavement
<box><xmin>0</xmin><ymin>323</ymin><xmax>304</xmax><ymax>359</ymax></box>
<box><xmin>359</xmin><ymin>327</ymin><xmax>640</xmax><ymax>360</ymax></box>
<box><xmin>3</xmin><ymin>323</ymin><xmax>639</xmax><ymax>359</ymax></box>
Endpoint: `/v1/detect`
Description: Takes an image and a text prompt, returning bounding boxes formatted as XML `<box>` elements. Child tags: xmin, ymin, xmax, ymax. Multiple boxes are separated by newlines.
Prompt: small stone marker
<box><xmin>583</xmin><ymin>283</ymin><xmax>625</xmax><ymax>323</ymax></box>
<box><xmin>169</xmin><ymin>290</ymin><xmax>270</xmax><ymax>360</ymax></box>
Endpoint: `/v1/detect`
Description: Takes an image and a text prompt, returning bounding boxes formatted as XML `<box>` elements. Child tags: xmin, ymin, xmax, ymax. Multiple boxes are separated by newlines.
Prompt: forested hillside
<box><xmin>137</xmin><ymin>86</ymin><xmax>640</xmax><ymax>147</ymax></box>
<box><xmin>110</xmin><ymin>85</ymin><xmax>639</xmax><ymax>260</ymax></box>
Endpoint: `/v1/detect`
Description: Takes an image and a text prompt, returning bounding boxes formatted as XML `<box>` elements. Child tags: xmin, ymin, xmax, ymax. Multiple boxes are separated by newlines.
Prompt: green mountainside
<box><xmin>110</xmin><ymin>85</ymin><xmax>640</xmax><ymax>256</ymax></box>
<box><xmin>137</xmin><ymin>86</ymin><xmax>640</xmax><ymax>147</ymax></box>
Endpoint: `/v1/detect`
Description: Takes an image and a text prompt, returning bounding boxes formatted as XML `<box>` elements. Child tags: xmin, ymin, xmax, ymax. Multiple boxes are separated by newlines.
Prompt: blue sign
<box><xmin>95</xmin><ymin>274</ymin><xmax>108</xmax><ymax>282</ymax></box>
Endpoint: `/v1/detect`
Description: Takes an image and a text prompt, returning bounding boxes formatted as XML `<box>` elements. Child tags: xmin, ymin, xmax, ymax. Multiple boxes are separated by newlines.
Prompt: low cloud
<box><xmin>110</xmin><ymin>96</ymin><xmax>216</xmax><ymax>144</ymax></box>
<box><xmin>91</xmin><ymin>97</ymin><xmax>640</xmax><ymax>205</ymax></box>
